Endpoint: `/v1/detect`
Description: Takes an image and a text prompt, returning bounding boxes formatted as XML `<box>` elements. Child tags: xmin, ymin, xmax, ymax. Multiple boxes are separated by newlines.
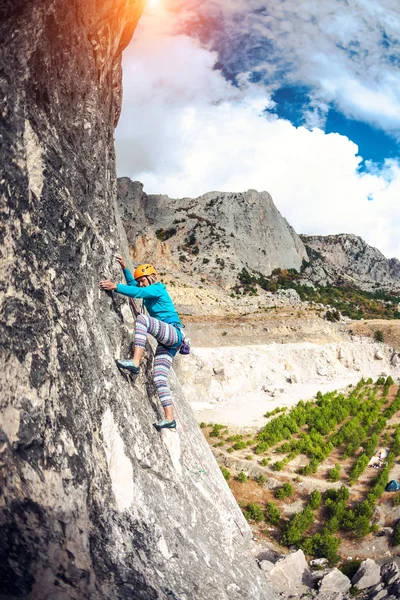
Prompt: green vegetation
<box><xmin>255</xmin><ymin>474</ymin><xmax>267</xmax><ymax>486</ymax></box>
<box><xmin>392</xmin><ymin>523</ymin><xmax>400</xmax><ymax>546</ymax></box>
<box><xmin>220</xmin><ymin>467</ymin><xmax>231</xmax><ymax>480</ymax></box>
<box><xmin>235</xmin><ymin>267</ymin><xmax>400</xmax><ymax>320</ymax></box>
<box><xmin>328</xmin><ymin>465</ymin><xmax>341</xmax><ymax>482</ymax></box>
<box><xmin>203</xmin><ymin>380</ymin><xmax>400</xmax><ymax>563</ymax></box>
<box><xmin>244</xmin><ymin>503</ymin><xmax>264</xmax><ymax>522</ymax></box>
<box><xmin>374</xmin><ymin>330</ymin><xmax>384</xmax><ymax>342</ymax></box>
<box><xmin>275</xmin><ymin>482</ymin><xmax>294</xmax><ymax>500</ymax></box>
<box><xmin>265</xmin><ymin>501</ymin><xmax>280</xmax><ymax>525</ymax></box>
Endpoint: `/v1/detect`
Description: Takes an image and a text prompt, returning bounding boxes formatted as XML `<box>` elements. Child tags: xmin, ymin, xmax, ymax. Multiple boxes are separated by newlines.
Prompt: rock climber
<box><xmin>99</xmin><ymin>255</ymin><xmax>185</xmax><ymax>431</ymax></box>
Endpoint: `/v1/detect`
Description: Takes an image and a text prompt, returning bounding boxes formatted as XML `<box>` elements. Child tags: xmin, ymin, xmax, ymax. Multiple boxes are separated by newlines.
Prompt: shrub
<box><xmin>200</xmin><ymin>422</ymin><xmax>207</xmax><ymax>428</ymax></box>
<box><xmin>272</xmin><ymin>461</ymin><xmax>285</xmax><ymax>471</ymax></box>
<box><xmin>308</xmin><ymin>490</ymin><xmax>322</xmax><ymax>510</ymax></box>
<box><xmin>255</xmin><ymin>474</ymin><xmax>267</xmax><ymax>486</ymax></box>
<box><xmin>209</xmin><ymin>424</ymin><xmax>225</xmax><ymax>437</ymax></box>
<box><xmin>393</xmin><ymin>523</ymin><xmax>400</xmax><ymax>546</ymax></box>
<box><xmin>233</xmin><ymin>441</ymin><xmax>247</xmax><ymax>450</ymax></box>
<box><xmin>265</xmin><ymin>501</ymin><xmax>280</xmax><ymax>525</ymax></box>
<box><xmin>244</xmin><ymin>503</ymin><xmax>264</xmax><ymax>522</ymax></box>
<box><xmin>282</xmin><ymin>507</ymin><xmax>314</xmax><ymax>546</ymax></box>
<box><xmin>374</xmin><ymin>330</ymin><xmax>384</xmax><ymax>343</ymax></box>
<box><xmin>236</xmin><ymin>471</ymin><xmax>248</xmax><ymax>483</ymax></box>
<box><xmin>339</xmin><ymin>560</ymin><xmax>362</xmax><ymax>580</ymax></box>
<box><xmin>393</xmin><ymin>495</ymin><xmax>400</xmax><ymax>507</ymax></box>
<box><xmin>277</xmin><ymin>482</ymin><xmax>294</xmax><ymax>499</ymax></box>
<box><xmin>302</xmin><ymin>531</ymin><xmax>341</xmax><ymax>565</ymax></box>
<box><xmin>260</xmin><ymin>458</ymin><xmax>270</xmax><ymax>466</ymax></box>
<box><xmin>220</xmin><ymin>467</ymin><xmax>231</xmax><ymax>480</ymax></box>
<box><xmin>245</xmin><ymin>455</ymin><xmax>253</xmax><ymax>460</ymax></box>
<box><xmin>328</xmin><ymin>465</ymin><xmax>341</xmax><ymax>482</ymax></box>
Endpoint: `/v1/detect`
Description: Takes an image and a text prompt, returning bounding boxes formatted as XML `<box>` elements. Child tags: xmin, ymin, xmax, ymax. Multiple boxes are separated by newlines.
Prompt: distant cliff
<box><xmin>0</xmin><ymin>3</ymin><xmax>273</xmax><ymax>599</ymax></box>
<box><xmin>301</xmin><ymin>234</ymin><xmax>400</xmax><ymax>294</ymax></box>
<box><xmin>117</xmin><ymin>179</ymin><xmax>400</xmax><ymax>295</ymax></box>
<box><xmin>117</xmin><ymin>178</ymin><xmax>308</xmax><ymax>287</ymax></box>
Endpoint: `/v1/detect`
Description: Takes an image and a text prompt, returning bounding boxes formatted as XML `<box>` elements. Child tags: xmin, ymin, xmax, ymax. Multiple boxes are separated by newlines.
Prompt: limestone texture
<box><xmin>117</xmin><ymin>178</ymin><xmax>308</xmax><ymax>287</ymax></box>
<box><xmin>301</xmin><ymin>234</ymin><xmax>400</xmax><ymax>293</ymax></box>
<box><xmin>0</xmin><ymin>3</ymin><xmax>274</xmax><ymax>599</ymax></box>
<box><xmin>352</xmin><ymin>558</ymin><xmax>381</xmax><ymax>590</ymax></box>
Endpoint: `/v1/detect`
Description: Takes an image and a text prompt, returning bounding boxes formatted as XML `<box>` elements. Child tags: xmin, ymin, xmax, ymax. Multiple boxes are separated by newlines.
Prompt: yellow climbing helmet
<box><xmin>133</xmin><ymin>264</ymin><xmax>157</xmax><ymax>280</ymax></box>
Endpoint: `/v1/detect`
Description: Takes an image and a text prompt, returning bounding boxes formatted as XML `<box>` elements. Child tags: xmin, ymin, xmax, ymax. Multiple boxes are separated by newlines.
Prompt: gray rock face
<box><xmin>318</xmin><ymin>569</ymin><xmax>351</xmax><ymax>594</ymax></box>
<box><xmin>0</xmin><ymin>3</ymin><xmax>274</xmax><ymax>599</ymax></box>
<box><xmin>301</xmin><ymin>234</ymin><xmax>400</xmax><ymax>293</ymax></box>
<box><xmin>352</xmin><ymin>558</ymin><xmax>381</xmax><ymax>590</ymax></box>
<box><xmin>267</xmin><ymin>550</ymin><xmax>310</xmax><ymax>595</ymax></box>
<box><xmin>117</xmin><ymin>178</ymin><xmax>308</xmax><ymax>287</ymax></box>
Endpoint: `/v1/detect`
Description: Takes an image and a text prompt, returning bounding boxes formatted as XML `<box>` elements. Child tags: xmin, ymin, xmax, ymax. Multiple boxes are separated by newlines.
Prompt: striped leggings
<box><xmin>134</xmin><ymin>313</ymin><xmax>179</xmax><ymax>408</ymax></box>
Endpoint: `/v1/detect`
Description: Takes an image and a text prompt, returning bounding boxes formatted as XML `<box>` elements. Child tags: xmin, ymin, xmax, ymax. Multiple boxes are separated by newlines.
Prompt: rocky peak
<box><xmin>301</xmin><ymin>234</ymin><xmax>400</xmax><ymax>293</ymax></box>
<box><xmin>117</xmin><ymin>178</ymin><xmax>308</xmax><ymax>287</ymax></box>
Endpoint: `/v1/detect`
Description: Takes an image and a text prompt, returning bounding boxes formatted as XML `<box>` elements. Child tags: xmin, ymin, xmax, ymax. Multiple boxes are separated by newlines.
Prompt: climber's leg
<box><xmin>153</xmin><ymin>343</ymin><xmax>176</xmax><ymax>428</ymax></box>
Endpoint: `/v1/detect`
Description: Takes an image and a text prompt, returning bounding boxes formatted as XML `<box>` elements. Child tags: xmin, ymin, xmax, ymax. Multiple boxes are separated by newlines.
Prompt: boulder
<box><xmin>310</xmin><ymin>558</ymin><xmax>329</xmax><ymax>568</ymax></box>
<box><xmin>259</xmin><ymin>560</ymin><xmax>274</xmax><ymax>573</ymax></box>
<box><xmin>391</xmin><ymin>353</ymin><xmax>400</xmax><ymax>366</ymax></box>
<box><xmin>352</xmin><ymin>558</ymin><xmax>381</xmax><ymax>590</ymax></box>
<box><xmin>318</xmin><ymin>568</ymin><xmax>351</xmax><ymax>595</ymax></box>
<box><xmin>268</xmin><ymin>549</ymin><xmax>310</xmax><ymax>594</ymax></box>
<box><xmin>375</xmin><ymin>350</ymin><xmax>384</xmax><ymax>360</ymax></box>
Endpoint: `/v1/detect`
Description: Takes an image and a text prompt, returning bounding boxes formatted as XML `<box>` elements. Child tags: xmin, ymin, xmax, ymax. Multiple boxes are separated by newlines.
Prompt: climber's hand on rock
<box><xmin>115</xmin><ymin>255</ymin><xmax>127</xmax><ymax>269</ymax></box>
<box><xmin>99</xmin><ymin>279</ymin><xmax>117</xmax><ymax>291</ymax></box>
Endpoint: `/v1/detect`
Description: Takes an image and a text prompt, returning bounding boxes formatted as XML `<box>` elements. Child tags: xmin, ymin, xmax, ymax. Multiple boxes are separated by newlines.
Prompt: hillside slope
<box><xmin>117</xmin><ymin>178</ymin><xmax>308</xmax><ymax>288</ymax></box>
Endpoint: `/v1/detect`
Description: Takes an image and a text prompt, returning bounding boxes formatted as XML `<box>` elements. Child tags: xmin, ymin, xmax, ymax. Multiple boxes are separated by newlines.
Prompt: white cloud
<box><xmin>116</xmin><ymin>2</ymin><xmax>400</xmax><ymax>259</ymax></box>
<box><xmin>165</xmin><ymin>0</ymin><xmax>400</xmax><ymax>133</ymax></box>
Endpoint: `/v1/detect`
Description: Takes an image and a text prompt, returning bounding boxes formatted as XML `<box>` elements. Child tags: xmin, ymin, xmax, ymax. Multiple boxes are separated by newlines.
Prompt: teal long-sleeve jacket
<box><xmin>116</xmin><ymin>268</ymin><xmax>182</xmax><ymax>326</ymax></box>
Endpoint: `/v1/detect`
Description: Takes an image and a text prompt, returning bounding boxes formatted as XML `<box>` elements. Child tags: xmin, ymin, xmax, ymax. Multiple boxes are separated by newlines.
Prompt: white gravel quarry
<box><xmin>174</xmin><ymin>339</ymin><xmax>400</xmax><ymax>429</ymax></box>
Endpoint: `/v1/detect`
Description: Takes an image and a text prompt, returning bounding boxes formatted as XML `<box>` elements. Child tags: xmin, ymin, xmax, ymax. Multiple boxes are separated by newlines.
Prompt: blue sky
<box><xmin>116</xmin><ymin>0</ymin><xmax>400</xmax><ymax>258</ymax></box>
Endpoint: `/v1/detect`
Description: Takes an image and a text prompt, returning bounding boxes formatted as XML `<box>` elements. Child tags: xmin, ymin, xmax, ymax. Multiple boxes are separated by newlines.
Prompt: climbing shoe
<box><xmin>153</xmin><ymin>419</ymin><xmax>177</xmax><ymax>431</ymax></box>
<box><xmin>116</xmin><ymin>359</ymin><xmax>140</xmax><ymax>374</ymax></box>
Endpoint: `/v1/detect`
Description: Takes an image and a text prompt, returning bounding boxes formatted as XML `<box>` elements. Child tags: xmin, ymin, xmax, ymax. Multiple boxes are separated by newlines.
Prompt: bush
<box><xmin>220</xmin><ymin>467</ymin><xmax>231</xmax><ymax>480</ymax></box>
<box><xmin>272</xmin><ymin>461</ymin><xmax>285</xmax><ymax>471</ymax></box>
<box><xmin>328</xmin><ymin>465</ymin><xmax>341</xmax><ymax>482</ymax></box>
<box><xmin>308</xmin><ymin>490</ymin><xmax>322</xmax><ymax>510</ymax></box>
<box><xmin>236</xmin><ymin>471</ymin><xmax>248</xmax><ymax>483</ymax></box>
<box><xmin>393</xmin><ymin>495</ymin><xmax>400</xmax><ymax>507</ymax></box>
<box><xmin>265</xmin><ymin>501</ymin><xmax>280</xmax><ymax>525</ymax></box>
<box><xmin>255</xmin><ymin>474</ymin><xmax>267</xmax><ymax>486</ymax></box>
<box><xmin>302</xmin><ymin>531</ymin><xmax>341</xmax><ymax>565</ymax></box>
<box><xmin>393</xmin><ymin>523</ymin><xmax>400</xmax><ymax>546</ymax></box>
<box><xmin>275</xmin><ymin>482</ymin><xmax>294</xmax><ymax>500</ymax></box>
<box><xmin>200</xmin><ymin>422</ymin><xmax>207</xmax><ymax>428</ymax></box>
<box><xmin>244</xmin><ymin>503</ymin><xmax>264</xmax><ymax>522</ymax></box>
<box><xmin>282</xmin><ymin>507</ymin><xmax>314</xmax><ymax>546</ymax></box>
<box><xmin>374</xmin><ymin>330</ymin><xmax>384</xmax><ymax>343</ymax></box>
<box><xmin>209</xmin><ymin>424</ymin><xmax>225</xmax><ymax>437</ymax></box>
<box><xmin>233</xmin><ymin>441</ymin><xmax>247</xmax><ymax>450</ymax></box>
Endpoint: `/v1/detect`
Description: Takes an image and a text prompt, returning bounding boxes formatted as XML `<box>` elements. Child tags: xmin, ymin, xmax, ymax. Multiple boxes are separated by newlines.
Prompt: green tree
<box><xmin>308</xmin><ymin>490</ymin><xmax>322</xmax><ymax>510</ymax></box>
<box><xmin>236</xmin><ymin>471</ymin><xmax>248</xmax><ymax>483</ymax></box>
<box><xmin>374</xmin><ymin>330</ymin><xmax>384</xmax><ymax>343</ymax></box>
<box><xmin>265</xmin><ymin>501</ymin><xmax>280</xmax><ymax>525</ymax></box>
<box><xmin>244</xmin><ymin>503</ymin><xmax>264</xmax><ymax>522</ymax></box>
<box><xmin>328</xmin><ymin>465</ymin><xmax>341</xmax><ymax>482</ymax></box>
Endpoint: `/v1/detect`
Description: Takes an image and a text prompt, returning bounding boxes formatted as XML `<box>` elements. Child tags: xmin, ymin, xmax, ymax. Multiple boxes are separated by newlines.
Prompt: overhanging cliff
<box><xmin>0</xmin><ymin>2</ymin><xmax>274</xmax><ymax>599</ymax></box>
